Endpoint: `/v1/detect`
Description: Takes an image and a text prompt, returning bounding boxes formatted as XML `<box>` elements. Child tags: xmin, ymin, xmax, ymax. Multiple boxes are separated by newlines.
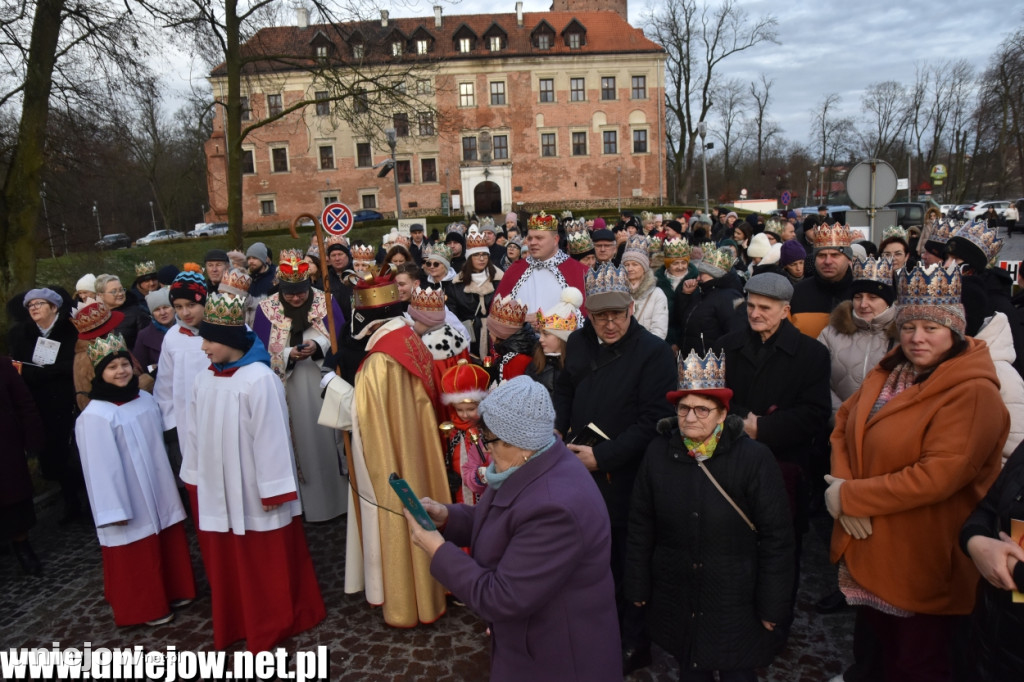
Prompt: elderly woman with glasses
<box><xmin>405</xmin><ymin>376</ymin><xmax>621</xmax><ymax>682</ymax></box>
<box><xmin>95</xmin><ymin>274</ymin><xmax>150</xmax><ymax>350</ymax></box>
<box><xmin>625</xmin><ymin>350</ymin><xmax>794</xmax><ymax>682</ymax></box>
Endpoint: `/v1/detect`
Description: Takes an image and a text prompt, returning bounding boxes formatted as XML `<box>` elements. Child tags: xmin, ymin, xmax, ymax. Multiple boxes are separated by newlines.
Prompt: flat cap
<box><xmin>744</xmin><ymin>272</ymin><xmax>794</xmax><ymax>302</ymax></box>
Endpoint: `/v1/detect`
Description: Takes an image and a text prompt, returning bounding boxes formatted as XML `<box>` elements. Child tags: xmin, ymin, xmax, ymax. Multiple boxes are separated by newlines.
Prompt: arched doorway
<box><xmin>474</xmin><ymin>181</ymin><xmax>501</xmax><ymax>216</ymax></box>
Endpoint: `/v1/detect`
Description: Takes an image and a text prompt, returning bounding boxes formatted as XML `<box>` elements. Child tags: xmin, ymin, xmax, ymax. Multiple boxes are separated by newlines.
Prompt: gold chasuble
<box><xmin>344</xmin><ymin>318</ymin><xmax>450</xmax><ymax>627</ymax></box>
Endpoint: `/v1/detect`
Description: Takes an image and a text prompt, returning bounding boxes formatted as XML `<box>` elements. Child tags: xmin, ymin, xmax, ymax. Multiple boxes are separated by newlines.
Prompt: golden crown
<box><xmin>204</xmin><ymin>292</ymin><xmax>247</xmax><ymax>327</ymax></box>
<box><xmin>134</xmin><ymin>261</ymin><xmax>157</xmax><ymax>277</ymax></box>
<box><xmin>882</xmin><ymin>225</ymin><xmax>908</xmax><ymax>242</ymax></box>
<box><xmin>71</xmin><ymin>299</ymin><xmax>113</xmax><ymax>334</ymax></box>
<box><xmin>489</xmin><ymin>294</ymin><xmax>528</xmax><ymax>328</ymax></box>
<box><xmin>465</xmin><ymin>226</ymin><xmax>489</xmax><ymax>250</ymax></box>
<box><xmin>537</xmin><ymin>309</ymin><xmax>578</xmax><ymax>333</ymax></box>
<box><xmin>409</xmin><ymin>286</ymin><xmax>446</xmax><ymax>312</ymax></box>
<box><xmin>219</xmin><ymin>267</ymin><xmax>252</xmax><ymax>296</ymax></box>
<box><xmin>277</xmin><ymin>249</ymin><xmax>311</xmax><ymax>284</ymax></box>
<box><xmin>640</xmin><ymin>210</ymin><xmax>654</xmax><ymax>222</ymax></box>
<box><xmin>765</xmin><ymin>218</ymin><xmax>785</xmax><ymax>235</ymax></box>
<box><xmin>677</xmin><ymin>350</ymin><xmax>727</xmax><ymax>391</ymax></box>
<box><xmin>324</xmin><ymin>233</ymin><xmax>348</xmax><ymax>250</ymax></box>
<box><xmin>351</xmin><ymin>244</ymin><xmax>376</xmax><ymax>262</ymax></box>
<box><xmin>86</xmin><ymin>333</ymin><xmax>128</xmax><ymax>367</ymax></box>
<box><xmin>527</xmin><ymin>211</ymin><xmax>558</xmax><ymax>231</ymax></box>
<box><xmin>700</xmin><ymin>245</ymin><xmax>737</xmax><ymax>273</ymax></box>
<box><xmin>351</xmin><ymin>266</ymin><xmax>400</xmax><ymax>309</ymax></box>
<box><xmin>663</xmin><ymin>238</ymin><xmax>692</xmax><ymax>261</ymax></box>
<box><xmin>852</xmin><ymin>256</ymin><xmax>895</xmax><ymax>285</ymax></box>
<box><xmin>663</xmin><ymin>212</ymin><xmax>675</xmax><ymax>221</ymax></box>
<box><xmin>813</xmin><ymin>222</ymin><xmax>853</xmax><ymax>249</ymax></box>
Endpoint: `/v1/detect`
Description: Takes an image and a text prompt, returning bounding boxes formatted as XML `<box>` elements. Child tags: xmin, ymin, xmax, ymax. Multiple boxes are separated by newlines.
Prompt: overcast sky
<box><xmin>168</xmin><ymin>0</ymin><xmax>1021</xmax><ymax>148</ymax></box>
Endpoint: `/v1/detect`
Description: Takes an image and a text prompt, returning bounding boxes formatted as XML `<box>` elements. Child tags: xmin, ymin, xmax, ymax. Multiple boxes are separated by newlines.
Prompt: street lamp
<box><xmin>385</xmin><ymin>128</ymin><xmax>402</xmax><ymax>219</ymax></box>
<box><xmin>92</xmin><ymin>201</ymin><xmax>102</xmax><ymax>240</ymax></box>
<box><xmin>40</xmin><ymin>182</ymin><xmax>54</xmax><ymax>259</ymax></box>
<box><xmin>149</xmin><ymin>201</ymin><xmax>157</xmax><ymax>230</ymax></box>
<box><xmin>697</xmin><ymin>122</ymin><xmax>710</xmax><ymax>216</ymax></box>
<box><xmin>805</xmin><ymin>170</ymin><xmax>812</xmax><ymax>210</ymax></box>
<box><xmin>818</xmin><ymin>166</ymin><xmax>826</xmax><ymax>205</ymax></box>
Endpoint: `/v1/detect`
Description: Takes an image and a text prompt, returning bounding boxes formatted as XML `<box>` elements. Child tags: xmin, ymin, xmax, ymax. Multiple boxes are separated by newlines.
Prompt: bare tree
<box><xmin>645</xmin><ymin>0</ymin><xmax>778</xmax><ymax>204</ymax></box>
<box><xmin>748</xmin><ymin>73</ymin><xmax>779</xmax><ymax>190</ymax></box>
<box><xmin>710</xmin><ymin>78</ymin><xmax>746</xmax><ymax>194</ymax></box>
<box><xmin>859</xmin><ymin>80</ymin><xmax>911</xmax><ymax>160</ymax></box>
<box><xmin>810</xmin><ymin>93</ymin><xmax>857</xmax><ymax>200</ymax></box>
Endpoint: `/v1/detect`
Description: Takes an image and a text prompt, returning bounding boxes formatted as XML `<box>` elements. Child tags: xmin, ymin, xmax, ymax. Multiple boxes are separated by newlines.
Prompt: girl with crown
<box><xmin>528</xmin><ymin>288</ymin><xmax>582</xmax><ymax>396</ymax></box>
<box><xmin>188</xmin><ymin>292</ymin><xmax>325</xmax><ymax>650</ymax></box>
<box><xmin>75</xmin><ymin>333</ymin><xmax>196</xmax><ymax>627</ymax></box>
<box><xmin>447</xmin><ymin>226</ymin><xmax>504</xmax><ymax>359</ymax></box>
<box><xmin>485</xmin><ymin>294</ymin><xmax>538</xmax><ymax>383</ymax></box>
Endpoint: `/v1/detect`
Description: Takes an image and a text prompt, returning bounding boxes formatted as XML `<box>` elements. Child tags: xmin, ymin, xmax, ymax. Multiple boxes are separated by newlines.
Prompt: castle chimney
<box><xmin>434</xmin><ymin>6</ymin><xmax>442</xmax><ymax>28</ymax></box>
<box><xmin>296</xmin><ymin>7</ymin><xmax>308</xmax><ymax>29</ymax></box>
<box><xmin>381</xmin><ymin>10</ymin><xmax>389</xmax><ymax>27</ymax></box>
<box><xmin>516</xmin><ymin>2</ymin><xmax>524</xmax><ymax>27</ymax></box>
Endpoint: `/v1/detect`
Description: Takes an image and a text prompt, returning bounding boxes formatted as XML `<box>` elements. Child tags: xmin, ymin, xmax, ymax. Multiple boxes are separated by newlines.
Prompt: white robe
<box><xmin>187</xmin><ymin>362</ymin><xmax>302</xmax><ymax>534</ymax></box>
<box><xmin>153</xmin><ymin>324</ymin><xmax>208</xmax><ymax>483</ymax></box>
<box><xmin>75</xmin><ymin>392</ymin><xmax>186</xmax><ymax>547</ymax></box>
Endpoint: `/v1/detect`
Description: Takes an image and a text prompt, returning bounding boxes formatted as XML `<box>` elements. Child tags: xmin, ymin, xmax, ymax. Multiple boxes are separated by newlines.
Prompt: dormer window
<box><xmin>392</xmin><ymin>41</ymin><xmax>403</xmax><ymax>56</ymax></box>
<box><xmin>489</xmin><ymin>36</ymin><xmax>502</xmax><ymax>51</ymax></box>
<box><xmin>459</xmin><ymin>37</ymin><xmax>472</xmax><ymax>53</ymax></box>
<box><xmin>316</xmin><ymin>45</ymin><xmax>329</xmax><ymax>58</ymax></box>
<box><xmin>416</xmin><ymin>39</ymin><xmax>429</xmax><ymax>54</ymax></box>
<box><xmin>352</xmin><ymin>43</ymin><xmax>365</xmax><ymax>59</ymax></box>
<box><xmin>537</xmin><ymin>34</ymin><xmax>551</xmax><ymax>49</ymax></box>
<box><xmin>561</xmin><ymin>20</ymin><xmax>587</xmax><ymax>49</ymax></box>
<box><xmin>532</xmin><ymin>21</ymin><xmax>556</xmax><ymax>50</ymax></box>
<box><xmin>453</xmin><ymin>24</ymin><xmax>477</xmax><ymax>54</ymax></box>
<box><xmin>568</xmin><ymin>33</ymin><xmax>581</xmax><ymax>49</ymax></box>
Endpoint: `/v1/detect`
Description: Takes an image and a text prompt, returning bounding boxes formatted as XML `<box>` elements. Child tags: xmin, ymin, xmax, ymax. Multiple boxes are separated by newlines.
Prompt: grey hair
<box><xmin>94</xmin><ymin>274</ymin><xmax>122</xmax><ymax>293</ymax></box>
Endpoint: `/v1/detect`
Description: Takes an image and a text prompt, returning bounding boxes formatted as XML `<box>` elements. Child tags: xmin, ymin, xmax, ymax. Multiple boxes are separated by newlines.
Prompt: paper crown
<box><xmin>536</xmin><ymin>287</ymin><xmax>583</xmax><ymax>340</ymax></box>
<box><xmin>478</xmin><ymin>216</ymin><xmax>496</xmax><ymax>230</ymax></box>
<box><xmin>677</xmin><ymin>349</ymin><xmax>728</xmax><ymax>391</ymax></box>
<box><xmin>465</xmin><ymin>226</ymin><xmax>489</xmax><ymax>252</ymax></box>
<box><xmin>423</xmin><ymin>243</ymin><xmax>452</xmax><ymax>264</ymax></box>
<box><xmin>352</xmin><ymin>266</ymin><xmax>400</xmax><ymax>309</ymax></box>
<box><xmin>585</xmin><ymin>262</ymin><xmax>630</xmax><ymax>297</ymax></box>
<box><xmin>699</xmin><ymin>245</ymin><xmax>737</xmax><ymax>274</ymax></box>
<box><xmin>351</xmin><ymin>244</ymin><xmax>376</xmax><ymax>262</ymax></box>
<box><xmin>813</xmin><ymin>222</ymin><xmax>854</xmax><ymax>249</ymax></box>
<box><xmin>489</xmin><ymin>294</ymin><xmax>528</xmax><ymax>328</ymax></box>
<box><xmin>71</xmin><ymin>299</ymin><xmax>123</xmax><ymax>339</ymax></box>
<box><xmin>663</xmin><ymin>238</ymin><xmax>692</xmax><ymax>262</ymax></box>
<box><xmin>324</xmin><ymin>233</ymin><xmax>349</xmax><ymax>251</ymax></box>
<box><xmin>277</xmin><ymin>249</ymin><xmax>311</xmax><ymax>284</ymax></box>
<box><xmin>764</xmin><ymin>218</ymin><xmax>785</xmax><ymax>235</ymax></box>
<box><xmin>218</xmin><ymin>268</ymin><xmax>252</xmax><ymax>297</ymax></box>
<box><xmin>950</xmin><ymin>220</ymin><xmax>1003</xmax><ymax>266</ymax></box>
<box><xmin>622</xmin><ymin>234</ymin><xmax>651</xmax><ymax>260</ymax></box>
<box><xmin>85</xmin><ymin>333</ymin><xmax>128</xmax><ymax>367</ymax></box>
<box><xmin>446</xmin><ymin>222</ymin><xmax>467</xmax><ymax>236</ymax></box>
<box><xmin>663</xmin><ymin>212</ymin><xmax>675</xmax><ymax>221</ymax></box>
<box><xmin>204</xmin><ymin>292</ymin><xmax>247</xmax><ymax>327</ymax></box>
<box><xmin>640</xmin><ymin>210</ymin><xmax>654</xmax><ymax>222</ymax></box>
<box><xmin>560</xmin><ymin>210</ymin><xmax>574</xmax><ymax>220</ymax></box>
<box><xmin>896</xmin><ymin>263</ymin><xmax>962</xmax><ymax>307</ymax></box>
<box><xmin>567</xmin><ymin>227</ymin><xmax>595</xmax><ymax>256</ymax></box>
<box><xmin>409</xmin><ymin>285</ymin><xmax>446</xmax><ymax>313</ymax></box>
<box><xmin>882</xmin><ymin>225</ymin><xmax>908</xmax><ymax>242</ymax></box>
<box><xmin>852</xmin><ymin>256</ymin><xmax>895</xmax><ymax>285</ymax></box>
<box><xmin>527</xmin><ymin>211</ymin><xmax>558</xmax><ymax>232</ymax></box>
<box><xmin>134</xmin><ymin>261</ymin><xmax>157</xmax><ymax>278</ymax></box>
<box><xmin>926</xmin><ymin>219</ymin><xmax>958</xmax><ymax>245</ymax></box>
<box><xmin>648</xmin><ymin>236</ymin><xmax>663</xmax><ymax>254</ymax></box>
<box><xmin>441</xmin><ymin>359</ymin><xmax>491</xmax><ymax>404</ymax></box>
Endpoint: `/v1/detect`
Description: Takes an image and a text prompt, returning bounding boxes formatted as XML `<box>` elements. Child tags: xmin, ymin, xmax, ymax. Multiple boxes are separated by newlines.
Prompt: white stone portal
<box><xmin>459</xmin><ymin>165</ymin><xmax>513</xmax><ymax>217</ymax></box>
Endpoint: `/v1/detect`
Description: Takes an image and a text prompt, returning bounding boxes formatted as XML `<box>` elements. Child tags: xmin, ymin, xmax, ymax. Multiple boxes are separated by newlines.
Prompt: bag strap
<box><xmin>697</xmin><ymin>460</ymin><xmax>757</xmax><ymax>532</ymax></box>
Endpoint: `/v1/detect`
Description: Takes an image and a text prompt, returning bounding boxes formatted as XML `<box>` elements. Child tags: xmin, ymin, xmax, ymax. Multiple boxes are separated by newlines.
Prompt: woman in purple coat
<box><xmin>406</xmin><ymin>376</ymin><xmax>621</xmax><ymax>682</ymax></box>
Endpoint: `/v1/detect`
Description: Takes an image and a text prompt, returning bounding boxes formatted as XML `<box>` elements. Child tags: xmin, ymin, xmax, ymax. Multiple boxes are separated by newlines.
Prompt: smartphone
<box><xmin>388</xmin><ymin>473</ymin><xmax>437</xmax><ymax>531</ymax></box>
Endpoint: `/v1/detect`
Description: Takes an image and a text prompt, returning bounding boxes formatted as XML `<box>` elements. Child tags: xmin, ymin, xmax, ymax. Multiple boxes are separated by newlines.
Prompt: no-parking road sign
<box><xmin>781</xmin><ymin>190</ymin><xmax>792</xmax><ymax>207</ymax></box>
<box><xmin>321</xmin><ymin>202</ymin><xmax>353</xmax><ymax>236</ymax></box>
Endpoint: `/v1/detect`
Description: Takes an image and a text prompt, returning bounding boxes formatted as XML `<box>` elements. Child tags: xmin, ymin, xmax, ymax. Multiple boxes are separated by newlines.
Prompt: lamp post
<box><xmin>40</xmin><ymin>182</ymin><xmax>54</xmax><ymax>259</ymax></box>
<box><xmin>805</xmin><ymin>170</ymin><xmax>811</xmax><ymax>210</ymax></box>
<box><xmin>92</xmin><ymin>201</ymin><xmax>102</xmax><ymax>240</ymax></box>
<box><xmin>617</xmin><ymin>165</ymin><xmax>622</xmax><ymax>214</ymax></box>
<box><xmin>149</xmin><ymin>201</ymin><xmax>157</xmax><ymax>230</ymax></box>
<box><xmin>200</xmin><ymin>203</ymin><xmax>206</xmax><ymax>222</ymax></box>
<box><xmin>818</xmin><ymin>165</ymin><xmax>826</xmax><ymax>204</ymax></box>
<box><xmin>385</xmin><ymin>128</ymin><xmax>402</xmax><ymax>219</ymax></box>
<box><xmin>697</xmin><ymin>122</ymin><xmax>710</xmax><ymax>216</ymax></box>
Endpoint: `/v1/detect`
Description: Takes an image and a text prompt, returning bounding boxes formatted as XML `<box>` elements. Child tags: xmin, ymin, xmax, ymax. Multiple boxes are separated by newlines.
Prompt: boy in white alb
<box><xmin>187</xmin><ymin>292</ymin><xmax>325</xmax><ymax>651</ymax></box>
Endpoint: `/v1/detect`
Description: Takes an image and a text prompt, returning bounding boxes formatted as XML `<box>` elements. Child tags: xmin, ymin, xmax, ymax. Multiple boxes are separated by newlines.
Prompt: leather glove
<box><xmin>824</xmin><ymin>474</ymin><xmax>844</xmax><ymax>519</ymax></box>
<box><xmin>839</xmin><ymin>515</ymin><xmax>873</xmax><ymax>540</ymax></box>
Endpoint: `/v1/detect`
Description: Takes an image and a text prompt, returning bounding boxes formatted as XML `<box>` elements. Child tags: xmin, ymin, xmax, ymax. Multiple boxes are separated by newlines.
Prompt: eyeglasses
<box><xmin>592</xmin><ymin>310</ymin><xmax>628</xmax><ymax>324</ymax></box>
<box><xmin>425</xmin><ymin>261</ymin><xmax>442</xmax><ymax>268</ymax></box>
<box><xmin>105</xmin><ymin>288</ymin><xmax>126</xmax><ymax>295</ymax></box>
<box><xmin>677</xmin><ymin>404</ymin><xmax>716</xmax><ymax>418</ymax></box>
<box><xmin>26</xmin><ymin>301</ymin><xmax>51</xmax><ymax>310</ymax></box>
<box><xmin>480</xmin><ymin>435</ymin><xmax>502</xmax><ymax>450</ymax></box>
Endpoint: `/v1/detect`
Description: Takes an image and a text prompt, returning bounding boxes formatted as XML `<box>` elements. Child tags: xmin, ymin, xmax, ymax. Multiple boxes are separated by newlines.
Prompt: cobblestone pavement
<box><xmin>2</xmin><ymin>492</ymin><xmax>852</xmax><ymax>681</ymax></box>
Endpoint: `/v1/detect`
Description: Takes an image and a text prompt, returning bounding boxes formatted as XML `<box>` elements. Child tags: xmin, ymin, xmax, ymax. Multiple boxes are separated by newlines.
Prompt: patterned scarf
<box><xmin>509</xmin><ymin>251</ymin><xmax>570</xmax><ymax>300</ymax></box>
<box><xmin>683</xmin><ymin>422</ymin><xmax>724</xmax><ymax>461</ymax></box>
<box><xmin>868</xmin><ymin>361</ymin><xmax>918</xmax><ymax>420</ymax></box>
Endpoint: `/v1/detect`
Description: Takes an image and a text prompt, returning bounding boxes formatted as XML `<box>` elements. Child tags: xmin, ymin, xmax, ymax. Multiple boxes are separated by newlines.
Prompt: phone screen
<box><xmin>388</xmin><ymin>474</ymin><xmax>437</xmax><ymax>531</ymax></box>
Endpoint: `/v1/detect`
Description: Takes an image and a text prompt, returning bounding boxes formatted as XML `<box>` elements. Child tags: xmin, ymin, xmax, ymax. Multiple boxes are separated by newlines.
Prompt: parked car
<box><xmin>188</xmin><ymin>222</ymin><xmax>229</xmax><ymax>238</ymax></box>
<box><xmin>962</xmin><ymin>200</ymin><xmax>1012</xmax><ymax>222</ymax></box>
<box><xmin>353</xmin><ymin>209</ymin><xmax>383</xmax><ymax>222</ymax></box>
<box><xmin>884</xmin><ymin>202</ymin><xmax>928</xmax><ymax>229</ymax></box>
<box><xmin>95</xmin><ymin>233</ymin><xmax>132</xmax><ymax>250</ymax></box>
<box><xmin>135</xmin><ymin>229</ymin><xmax>185</xmax><ymax>246</ymax></box>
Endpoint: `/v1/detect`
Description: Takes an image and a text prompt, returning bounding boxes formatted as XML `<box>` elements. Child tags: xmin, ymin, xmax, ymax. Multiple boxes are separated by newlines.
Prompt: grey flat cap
<box><xmin>744</xmin><ymin>272</ymin><xmax>794</xmax><ymax>301</ymax></box>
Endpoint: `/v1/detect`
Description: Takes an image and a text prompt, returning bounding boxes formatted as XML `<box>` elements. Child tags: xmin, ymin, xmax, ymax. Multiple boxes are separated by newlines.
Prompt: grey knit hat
<box><xmin>246</xmin><ymin>242</ymin><xmax>270</xmax><ymax>263</ymax></box>
<box><xmin>478</xmin><ymin>376</ymin><xmax>555</xmax><ymax>451</ymax></box>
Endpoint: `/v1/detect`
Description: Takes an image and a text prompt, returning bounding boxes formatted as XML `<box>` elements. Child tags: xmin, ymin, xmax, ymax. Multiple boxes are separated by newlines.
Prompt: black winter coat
<box><xmin>625</xmin><ymin>415</ymin><xmax>794</xmax><ymax>670</ymax></box>
<box><xmin>959</xmin><ymin>443</ymin><xmax>1024</xmax><ymax>681</ymax></box>
<box><xmin>720</xmin><ymin>321</ymin><xmax>831</xmax><ymax>470</ymax></box>
<box><xmin>110</xmin><ymin>290</ymin><xmax>151</xmax><ymax>351</ymax></box>
<box><xmin>553</xmin><ymin>318</ymin><xmax>676</xmax><ymax>526</ymax></box>
<box><xmin>672</xmin><ymin>270</ymin><xmax>746</xmax><ymax>354</ymax></box>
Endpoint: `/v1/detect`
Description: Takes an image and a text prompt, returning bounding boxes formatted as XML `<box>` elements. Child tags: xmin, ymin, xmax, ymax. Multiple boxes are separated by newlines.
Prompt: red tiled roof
<box><xmin>211</xmin><ymin>11</ymin><xmax>664</xmax><ymax>77</ymax></box>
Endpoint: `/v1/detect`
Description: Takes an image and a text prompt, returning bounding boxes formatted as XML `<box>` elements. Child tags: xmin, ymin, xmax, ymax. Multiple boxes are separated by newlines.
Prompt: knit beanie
<box><xmin>747</xmin><ymin>232</ymin><xmax>771</xmax><ymax>259</ymax></box>
<box><xmin>145</xmin><ymin>288</ymin><xmax>172</xmax><ymax>312</ymax></box>
<box><xmin>157</xmin><ymin>264</ymin><xmax>180</xmax><ymax>286</ymax></box>
<box><xmin>779</xmin><ymin>240</ymin><xmax>805</xmax><ymax>268</ymax></box>
<box><xmin>593</xmin><ymin>217</ymin><xmax>607</xmax><ymax>231</ymax></box>
<box><xmin>478</xmin><ymin>376</ymin><xmax>556</xmax><ymax>451</ymax></box>
<box><xmin>75</xmin><ymin>273</ymin><xmax>97</xmax><ymax>294</ymax></box>
<box><xmin>246</xmin><ymin>242</ymin><xmax>270</xmax><ymax>264</ymax></box>
<box><xmin>169</xmin><ymin>271</ymin><xmax>208</xmax><ymax>305</ymax></box>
